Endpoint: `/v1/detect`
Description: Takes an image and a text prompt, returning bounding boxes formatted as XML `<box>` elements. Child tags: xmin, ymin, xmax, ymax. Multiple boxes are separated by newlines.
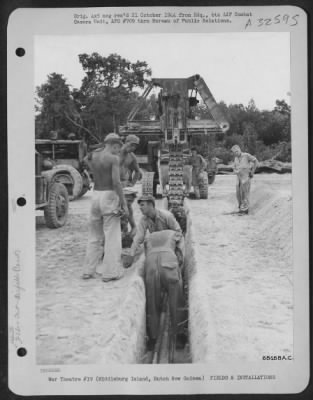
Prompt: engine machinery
<box><xmin>120</xmin><ymin>74</ymin><xmax>229</xmax><ymax>208</ymax></box>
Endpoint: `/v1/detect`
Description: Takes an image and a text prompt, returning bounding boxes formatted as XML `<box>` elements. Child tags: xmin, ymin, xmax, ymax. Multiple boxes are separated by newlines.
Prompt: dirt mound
<box><xmin>252</xmin><ymin>190</ymin><xmax>293</xmax><ymax>266</ymax></box>
<box><xmin>187</xmin><ymin>175</ymin><xmax>293</xmax><ymax>363</ymax></box>
<box><xmin>250</xmin><ymin>184</ymin><xmax>278</xmax><ymax>214</ymax></box>
<box><xmin>36</xmin><ymin>191</ymin><xmax>147</xmax><ymax>365</ymax></box>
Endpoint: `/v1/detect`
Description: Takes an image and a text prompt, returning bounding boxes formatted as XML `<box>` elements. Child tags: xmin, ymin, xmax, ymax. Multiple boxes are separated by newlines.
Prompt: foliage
<box><xmin>255</xmin><ymin>141</ymin><xmax>291</xmax><ymax>162</ymax></box>
<box><xmin>35</xmin><ymin>65</ymin><xmax>291</xmax><ymax>163</ymax></box>
<box><xmin>35</xmin><ymin>73</ymin><xmax>80</xmax><ymax>138</ymax></box>
<box><xmin>35</xmin><ymin>54</ymin><xmax>152</xmax><ymax>141</ymax></box>
<box><xmin>209</xmin><ymin>98</ymin><xmax>291</xmax><ymax>163</ymax></box>
<box><xmin>77</xmin><ymin>53</ymin><xmax>152</xmax><ymax>136</ymax></box>
<box><xmin>274</xmin><ymin>99</ymin><xmax>291</xmax><ymax>115</ymax></box>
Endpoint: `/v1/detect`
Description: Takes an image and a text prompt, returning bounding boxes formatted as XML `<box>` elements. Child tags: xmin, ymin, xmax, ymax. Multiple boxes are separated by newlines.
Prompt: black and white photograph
<box><xmin>7</xmin><ymin>6</ymin><xmax>309</xmax><ymax>395</ymax></box>
<box><xmin>34</xmin><ymin>31</ymin><xmax>294</xmax><ymax>365</ymax></box>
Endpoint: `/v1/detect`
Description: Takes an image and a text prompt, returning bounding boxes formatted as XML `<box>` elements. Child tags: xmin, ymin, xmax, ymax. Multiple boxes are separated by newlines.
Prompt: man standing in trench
<box><xmin>231</xmin><ymin>144</ymin><xmax>258</xmax><ymax>215</ymax></box>
<box><xmin>125</xmin><ymin>195</ymin><xmax>187</xmax><ymax>350</ymax></box>
<box><xmin>82</xmin><ymin>133</ymin><xmax>128</xmax><ymax>282</ymax></box>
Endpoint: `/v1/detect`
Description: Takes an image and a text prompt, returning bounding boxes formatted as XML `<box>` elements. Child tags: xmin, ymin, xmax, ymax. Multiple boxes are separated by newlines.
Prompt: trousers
<box><xmin>236</xmin><ymin>176</ymin><xmax>251</xmax><ymax>211</ymax></box>
<box><xmin>84</xmin><ymin>190</ymin><xmax>123</xmax><ymax>279</ymax></box>
<box><xmin>145</xmin><ymin>251</ymin><xmax>187</xmax><ymax>340</ymax></box>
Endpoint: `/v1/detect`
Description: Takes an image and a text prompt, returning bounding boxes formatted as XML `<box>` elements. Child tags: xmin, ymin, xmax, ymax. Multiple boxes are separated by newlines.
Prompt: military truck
<box><xmin>35</xmin><ymin>138</ymin><xmax>91</xmax><ymax>200</ymax></box>
<box><xmin>119</xmin><ymin>74</ymin><xmax>229</xmax><ymax>205</ymax></box>
<box><xmin>35</xmin><ymin>150</ymin><xmax>70</xmax><ymax>228</ymax></box>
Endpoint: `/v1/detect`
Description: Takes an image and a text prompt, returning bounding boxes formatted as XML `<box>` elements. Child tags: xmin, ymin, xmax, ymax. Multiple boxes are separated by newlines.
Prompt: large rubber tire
<box><xmin>198</xmin><ymin>171</ymin><xmax>209</xmax><ymax>199</ymax></box>
<box><xmin>55</xmin><ymin>165</ymin><xmax>83</xmax><ymax>201</ymax></box>
<box><xmin>142</xmin><ymin>171</ymin><xmax>155</xmax><ymax>196</ymax></box>
<box><xmin>44</xmin><ymin>182</ymin><xmax>69</xmax><ymax>228</ymax></box>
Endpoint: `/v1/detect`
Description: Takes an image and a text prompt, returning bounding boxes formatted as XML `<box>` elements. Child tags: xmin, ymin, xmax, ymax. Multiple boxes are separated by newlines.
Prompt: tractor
<box><xmin>119</xmin><ymin>74</ymin><xmax>229</xmax><ymax>206</ymax></box>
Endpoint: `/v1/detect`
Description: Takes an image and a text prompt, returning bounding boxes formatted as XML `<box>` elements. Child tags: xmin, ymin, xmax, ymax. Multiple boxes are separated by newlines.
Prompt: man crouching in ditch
<box><xmin>231</xmin><ymin>145</ymin><xmax>258</xmax><ymax>215</ymax></box>
<box><xmin>125</xmin><ymin>195</ymin><xmax>187</xmax><ymax>351</ymax></box>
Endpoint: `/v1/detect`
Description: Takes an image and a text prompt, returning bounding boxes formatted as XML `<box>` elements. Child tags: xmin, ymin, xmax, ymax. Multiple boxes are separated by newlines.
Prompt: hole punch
<box><xmin>15</xmin><ymin>48</ymin><xmax>25</xmax><ymax>57</ymax></box>
<box><xmin>17</xmin><ymin>197</ymin><xmax>26</xmax><ymax>207</ymax></box>
<box><xmin>17</xmin><ymin>347</ymin><xmax>27</xmax><ymax>357</ymax></box>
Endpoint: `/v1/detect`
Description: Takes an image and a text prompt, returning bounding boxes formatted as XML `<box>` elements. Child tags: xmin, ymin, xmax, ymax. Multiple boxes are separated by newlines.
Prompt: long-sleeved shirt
<box><xmin>233</xmin><ymin>152</ymin><xmax>258</xmax><ymax>182</ymax></box>
<box><xmin>130</xmin><ymin>208</ymin><xmax>183</xmax><ymax>256</ymax></box>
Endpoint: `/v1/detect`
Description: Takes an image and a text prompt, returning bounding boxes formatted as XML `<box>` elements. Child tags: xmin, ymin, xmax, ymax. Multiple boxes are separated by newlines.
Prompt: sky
<box><xmin>34</xmin><ymin>32</ymin><xmax>290</xmax><ymax>111</ymax></box>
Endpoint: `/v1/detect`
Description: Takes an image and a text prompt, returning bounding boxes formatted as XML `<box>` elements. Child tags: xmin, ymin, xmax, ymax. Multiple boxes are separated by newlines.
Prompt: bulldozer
<box><xmin>119</xmin><ymin>74</ymin><xmax>229</xmax><ymax>207</ymax></box>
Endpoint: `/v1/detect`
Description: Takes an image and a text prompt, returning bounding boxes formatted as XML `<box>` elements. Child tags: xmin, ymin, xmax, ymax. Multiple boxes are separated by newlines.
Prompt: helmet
<box><xmin>125</xmin><ymin>134</ymin><xmax>140</xmax><ymax>145</ymax></box>
<box><xmin>104</xmin><ymin>133</ymin><xmax>123</xmax><ymax>146</ymax></box>
<box><xmin>137</xmin><ymin>194</ymin><xmax>155</xmax><ymax>207</ymax></box>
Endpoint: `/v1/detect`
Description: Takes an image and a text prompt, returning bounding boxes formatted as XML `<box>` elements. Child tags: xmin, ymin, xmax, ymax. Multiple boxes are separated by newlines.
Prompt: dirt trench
<box><xmin>36</xmin><ymin>174</ymin><xmax>293</xmax><ymax>364</ymax></box>
<box><xmin>36</xmin><ymin>190</ymin><xmax>147</xmax><ymax>365</ymax></box>
<box><xmin>186</xmin><ymin>174</ymin><xmax>293</xmax><ymax>362</ymax></box>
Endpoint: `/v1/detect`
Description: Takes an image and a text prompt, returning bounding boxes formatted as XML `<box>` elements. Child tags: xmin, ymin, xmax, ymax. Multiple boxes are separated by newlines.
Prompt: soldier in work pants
<box><xmin>144</xmin><ymin>230</ymin><xmax>187</xmax><ymax>350</ymax></box>
<box><xmin>231</xmin><ymin>145</ymin><xmax>258</xmax><ymax>214</ymax></box>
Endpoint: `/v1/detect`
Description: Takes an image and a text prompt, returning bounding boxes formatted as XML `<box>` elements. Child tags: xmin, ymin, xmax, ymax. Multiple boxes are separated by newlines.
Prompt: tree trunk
<box><xmin>112</xmin><ymin>113</ymin><xmax>117</xmax><ymax>133</ymax></box>
<box><xmin>64</xmin><ymin>111</ymin><xmax>100</xmax><ymax>143</ymax></box>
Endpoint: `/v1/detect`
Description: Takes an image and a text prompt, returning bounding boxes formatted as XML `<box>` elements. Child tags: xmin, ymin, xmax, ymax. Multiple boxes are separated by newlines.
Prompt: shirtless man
<box><xmin>119</xmin><ymin>134</ymin><xmax>142</xmax><ymax>187</ymax></box>
<box><xmin>82</xmin><ymin>133</ymin><xmax>128</xmax><ymax>282</ymax></box>
<box><xmin>119</xmin><ymin>134</ymin><xmax>142</xmax><ymax>246</ymax></box>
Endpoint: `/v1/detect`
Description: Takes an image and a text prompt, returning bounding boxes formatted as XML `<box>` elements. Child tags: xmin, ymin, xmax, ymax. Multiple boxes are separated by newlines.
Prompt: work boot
<box><xmin>102</xmin><ymin>269</ymin><xmax>124</xmax><ymax>282</ymax></box>
<box><xmin>239</xmin><ymin>209</ymin><xmax>249</xmax><ymax>215</ymax></box>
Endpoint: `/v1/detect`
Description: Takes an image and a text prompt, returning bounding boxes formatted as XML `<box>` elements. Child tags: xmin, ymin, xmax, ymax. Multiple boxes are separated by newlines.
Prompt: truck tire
<box><xmin>55</xmin><ymin>165</ymin><xmax>83</xmax><ymax>200</ymax></box>
<box><xmin>44</xmin><ymin>182</ymin><xmax>69</xmax><ymax>228</ymax></box>
<box><xmin>198</xmin><ymin>171</ymin><xmax>209</xmax><ymax>199</ymax></box>
<box><xmin>142</xmin><ymin>171</ymin><xmax>155</xmax><ymax>196</ymax></box>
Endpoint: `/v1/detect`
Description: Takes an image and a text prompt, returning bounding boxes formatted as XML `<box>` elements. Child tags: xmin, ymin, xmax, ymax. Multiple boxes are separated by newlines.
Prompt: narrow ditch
<box><xmin>138</xmin><ymin>198</ymin><xmax>192</xmax><ymax>364</ymax></box>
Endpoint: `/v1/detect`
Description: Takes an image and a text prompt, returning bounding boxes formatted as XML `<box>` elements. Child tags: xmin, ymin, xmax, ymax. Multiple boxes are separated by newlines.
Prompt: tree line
<box><xmin>35</xmin><ymin>52</ymin><xmax>291</xmax><ymax>162</ymax></box>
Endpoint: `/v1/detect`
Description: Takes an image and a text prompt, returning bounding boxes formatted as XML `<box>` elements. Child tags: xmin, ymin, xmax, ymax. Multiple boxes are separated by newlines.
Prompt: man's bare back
<box><xmin>120</xmin><ymin>152</ymin><xmax>142</xmax><ymax>186</ymax></box>
<box><xmin>88</xmin><ymin>149</ymin><xmax>119</xmax><ymax>191</ymax></box>
<box><xmin>120</xmin><ymin>152</ymin><xmax>136</xmax><ymax>179</ymax></box>
<box><xmin>84</xmin><ymin>139</ymin><xmax>128</xmax><ymax>215</ymax></box>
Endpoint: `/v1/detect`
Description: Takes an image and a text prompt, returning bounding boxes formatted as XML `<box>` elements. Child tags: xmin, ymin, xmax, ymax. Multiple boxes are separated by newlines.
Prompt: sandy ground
<box><xmin>187</xmin><ymin>173</ymin><xmax>293</xmax><ymax>362</ymax></box>
<box><xmin>36</xmin><ymin>173</ymin><xmax>293</xmax><ymax>364</ymax></box>
<box><xmin>36</xmin><ymin>186</ymin><xmax>146</xmax><ymax>364</ymax></box>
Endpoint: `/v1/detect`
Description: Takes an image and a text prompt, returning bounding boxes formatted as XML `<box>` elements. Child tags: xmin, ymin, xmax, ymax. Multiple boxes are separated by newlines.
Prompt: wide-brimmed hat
<box><xmin>137</xmin><ymin>194</ymin><xmax>155</xmax><ymax>207</ymax></box>
<box><xmin>103</xmin><ymin>133</ymin><xmax>123</xmax><ymax>146</ymax></box>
